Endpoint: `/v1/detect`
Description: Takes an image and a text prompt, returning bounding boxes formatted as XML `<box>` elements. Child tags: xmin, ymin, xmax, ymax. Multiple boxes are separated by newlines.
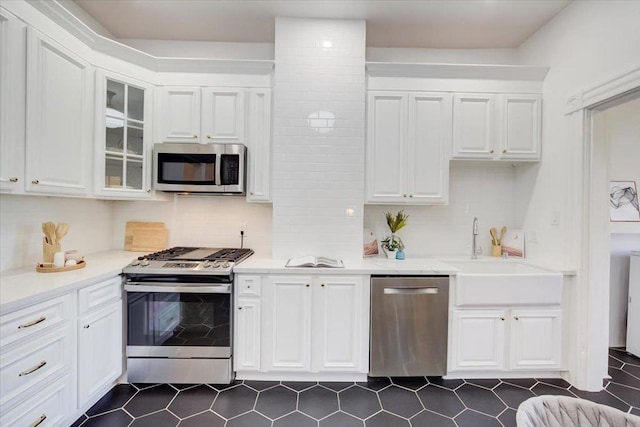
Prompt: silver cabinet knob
<box><xmin>32</xmin><ymin>179</ymin><xmax>39</xmax><ymax>184</ymax></box>
<box><xmin>32</xmin><ymin>414</ymin><xmax>47</xmax><ymax>427</ymax></box>
<box><xmin>503</xmin><ymin>149</ymin><xmax>507</xmax><ymax>154</ymax></box>
<box><xmin>9</xmin><ymin>177</ymin><xmax>18</xmax><ymax>183</ymax></box>
<box><xmin>192</xmin><ymin>134</ymin><xmax>198</xmax><ymax>139</ymax></box>
<box><xmin>84</xmin><ymin>324</ymin><xmax>90</xmax><ymax>328</ymax></box>
<box><xmin>490</xmin><ymin>150</ymin><xmax>494</xmax><ymax>154</ymax></box>
<box><xmin>207</xmin><ymin>135</ymin><xmax>212</xmax><ymax>139</ymax></box>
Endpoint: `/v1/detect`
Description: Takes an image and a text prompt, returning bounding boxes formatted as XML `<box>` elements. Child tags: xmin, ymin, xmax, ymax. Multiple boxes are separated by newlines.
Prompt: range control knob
<box><xmin>212</xmin><ymin>261</ymin><xmax>221</xmax><ymax>269</ymax></box>
<box><xmin>222</xmin><ymin>261</ymin><xmax>230</xmax><ymax>269</ymax></box>
<box><xmin>203</xmin><ymin>261</ymin><xmax>211</xmax><ymax>268</ymax></box>
<box><xmin>137</xmin><ymin>256</ymin><xmax>145</xmax><ymax>260</ymax></box>
<box><xmin>130</xmin><ymin>259</ymin><xmax>140</xmax><ymax>266</ymax></box>
<box><xmin>140</xmin><ymin>259</ymin><xmax>150</xmax><ymax>267</ymax></box>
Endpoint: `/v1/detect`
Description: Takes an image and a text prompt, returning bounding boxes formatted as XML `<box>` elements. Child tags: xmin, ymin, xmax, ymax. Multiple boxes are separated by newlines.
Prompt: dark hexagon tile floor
<box><xmin>75</xmin><ymin>348</ymin><xmax>640</xmax><ymax>427</ymax></box>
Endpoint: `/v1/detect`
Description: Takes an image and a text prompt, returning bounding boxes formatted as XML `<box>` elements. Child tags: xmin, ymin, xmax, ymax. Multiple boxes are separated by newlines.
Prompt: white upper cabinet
<box><xmin>366</xmin><ymin>91</ymin><xmax>450</xmax><ymax>205</ymax></box>
<box><xmin>94</xmin><ymin>70</ymin><xmax>153</xmax><ymax>199</ymax></box>
<box><xmin>452</xmin><ymin>93</ymin><xmax>542</xmax><ymax>161</ymax></box>
<box><xmin>201</xmin><ymin>88</ymin><xmax>245</xmax><ymax>143</ymax></box>
<box><xmin>407</xmin><ymin>93</ymin><xmax>451</xmax><ymax>204</ymax></box>
<box><xmin>452</xmin><ymin>94</ymin><xmax>495</xmax><ymax>159</ymax></box>
<box><xmin>0</xmin><ymin>9</ymin><xmax>26</xmax><ymax>194</ymax></box>
<box><xmin>366</xmin><ymin>92</ymin><xmax>406</xmax><ymax>203</ymax></box>
<box><xmin>25</xmin><ymin>28</ymin><xmax>93</xmax><ymax>195</ymax></box>
<box><xmin>497</xmin><ymin>94</ymin><xmax>542</xmax><ymax>161</ymax></box>
<box><xmin>157</xmin><ymin>87</ymin><xmax>247</xmax><ymax>145</ymax></box>
<box><xmin>246</xmin><ymin>89</ymin><xmax>272</xmax><ymax>202</ymax></box>
<box><xmin>157</xmin><ymin>87</ymin><xmax>201</xmax><ymax>143</ymax></box>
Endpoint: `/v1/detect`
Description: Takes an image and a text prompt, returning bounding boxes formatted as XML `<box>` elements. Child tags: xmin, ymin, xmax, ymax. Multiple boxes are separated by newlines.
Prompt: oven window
<box><xmin>127</xmin><ymin>292</ymin><xmax>229</xmax><ymax>347</ymax></box>
<box><xmin>157</xmin><ymin>153</ymin><xmax>216</xmax><ymax>184</ymax></box>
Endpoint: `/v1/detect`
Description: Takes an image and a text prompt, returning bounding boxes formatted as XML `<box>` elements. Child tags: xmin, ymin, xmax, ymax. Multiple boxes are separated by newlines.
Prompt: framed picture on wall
<box><xmin>610</xmin><ymin>181</ymin><xmax>640</xmax><ymax>222</ymax></box>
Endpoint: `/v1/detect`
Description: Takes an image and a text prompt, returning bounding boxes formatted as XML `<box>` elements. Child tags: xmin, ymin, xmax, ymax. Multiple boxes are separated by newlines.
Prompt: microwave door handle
<box><xmin>215</xmin><ymin>154</ymin><xmax>222</xmax><ymax>187</ymax></box>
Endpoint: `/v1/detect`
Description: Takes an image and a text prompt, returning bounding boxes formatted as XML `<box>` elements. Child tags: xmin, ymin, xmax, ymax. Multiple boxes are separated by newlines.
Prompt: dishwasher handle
<box><xmin>383</xmin><ymin>287</ymin><xmax>439</xmax><ymax>295</ymax></box>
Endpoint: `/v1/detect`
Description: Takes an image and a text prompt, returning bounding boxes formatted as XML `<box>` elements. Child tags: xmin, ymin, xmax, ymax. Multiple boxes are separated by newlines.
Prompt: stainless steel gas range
<box><xmin>123</xmin><ymin>246</ymin><xmax>253</xmax><ymax>384</ymax></box>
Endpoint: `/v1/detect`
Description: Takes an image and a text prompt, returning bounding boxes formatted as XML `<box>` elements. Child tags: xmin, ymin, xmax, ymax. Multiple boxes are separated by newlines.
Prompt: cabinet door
<box><xmin>263</xmin><ymin>276</ymin><xmax>312</xmax><ymax>371</ymax></box>
<box><xmin>452</xmin><ymin>94</ymin><xmax>495</xmax><ymax>159</ymax></box>
<box><xmin>25</xmin><ymin>28</ymin><xmax>92</xmax><ymax>195</ymax></box>
<box><xmin>157</xmin><ymin>87</ymin><xmax>201</xmax><ymax>142</ymax></box>
<box><xmin>312</xmin><ymin>276</ymin><xmax>366</xmax><ymax>372</ymax></box>
<box><xmin>407</xmin><ymin>93</ymin><xmax>452</xmax><ymax>204</ymax></box>
<box><xmin>246</xmin><ymin>89</ymin><xmax>271</xmax><ymax>202</ymax></box>
<box><xmin>366</xmin><ymin>92</ymin><xmax>407</xmax><ymax>203</ymax></box>
<box><xmin>234</xmin><ymin>297</ymin><xmax>261</xmax><ymax>372</ymax></box>
<box><xmin>497</xmin><ymin>94</ymin><xmax>541</xmax><ymax>161</ymax></box>
<box><xmin>509</xmin><ymin>309</ymin><xmax>561</xmax><ymax>370</ymax></box>
<box><xmin>450</xmin><ymin>309</ymin><xmax>506</xmax><ymax>371</ymax></box>
<box><xmin>201</xmin><ymin>88</ymin><xmax>245</xmax><ymax>143</ymax></box>
<box><xmin>78</xmin><ymin>301</ymin><xmax>123</xmax><ymax>407</ymax></box>
<box><xmin>94</xmin><ymin>71</ymin><xmax>153</xmax><ymax>199</ymax></box>
<box><xmin>0</xmin><ymin>9</ymin><xmax>25</xmax><ymax>193</ymax></box>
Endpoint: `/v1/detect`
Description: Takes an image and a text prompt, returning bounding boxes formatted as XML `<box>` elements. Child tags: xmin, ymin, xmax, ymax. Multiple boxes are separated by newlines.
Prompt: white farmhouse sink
<box><xmin>446</xmin><ymin>260</ymin><xmax>563</xmax><ymax>306</ymax></box>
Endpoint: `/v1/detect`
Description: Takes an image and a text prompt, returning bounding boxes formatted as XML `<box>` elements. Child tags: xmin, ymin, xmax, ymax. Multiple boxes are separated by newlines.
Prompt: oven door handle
<box><xmin>125</xmin><ymin>284</ymin><xmax>231</xmax><ymax>294</ymax></box>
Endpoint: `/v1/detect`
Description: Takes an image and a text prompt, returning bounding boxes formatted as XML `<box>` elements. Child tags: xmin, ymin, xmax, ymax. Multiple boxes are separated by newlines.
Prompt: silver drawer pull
<box><xmin>18</xmin><ymin>316</ymin><xmax>46</xmax><ymax>329</ymax></box>
<box><xmin>19</xmin><ymin>360</ymin><xmax>47</xmax><ymax>376</ymax></box>
<box><xmin>32</xmin><ymin>414</ymin><xmax>47</xmax><ymax>427</ymax></box>
<box><xmin>384</xmin><ymin>287</ymin><xmax>439</xmax><ymax>295</ymax></box>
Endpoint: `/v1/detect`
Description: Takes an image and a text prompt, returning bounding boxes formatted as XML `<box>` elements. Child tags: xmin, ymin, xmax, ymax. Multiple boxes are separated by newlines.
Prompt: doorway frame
<box><xmin>568</xmin><ymin>66</ymin><xmax>640</xmax><ymax>391</ymax></box>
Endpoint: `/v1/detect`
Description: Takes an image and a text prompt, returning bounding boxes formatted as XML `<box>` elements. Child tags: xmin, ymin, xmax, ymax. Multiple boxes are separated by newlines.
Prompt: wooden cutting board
<box><xmin>125</xmin><ymin>222</ymin><xmax>168</xmax><ymax>251</ymax></box>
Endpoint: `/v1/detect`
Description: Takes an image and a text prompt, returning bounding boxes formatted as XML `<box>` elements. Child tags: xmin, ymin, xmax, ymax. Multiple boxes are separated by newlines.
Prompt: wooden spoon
<box><xmin>43</xmin><ymin>222</ymin><xmax>56</xmax><ymax>245</ymax></box>
<box><xmin>499</xmin><ymin>226</ymin><xmax>507</xmax><ymax>245</ymax></box>
<box><xmin>55</xmin><ymin>223</ymin><xmax>70</xmax><ymax>243</ymax></box>
<box><xmin>490</xmin><ymin>227</ymin><xmax>498</xmax><ymax>245</ymax></box>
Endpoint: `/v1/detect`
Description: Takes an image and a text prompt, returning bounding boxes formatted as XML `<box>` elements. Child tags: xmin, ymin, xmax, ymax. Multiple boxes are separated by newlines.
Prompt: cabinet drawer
<box><xmin>1</xmin><ymin>326</ymin><xmax>72</xmax><ymax>408</ymax></box>
<box><xmin>79</xmin><ymin>277</ymin><xmax>122</xmax><ymax>314</ymax></box>
<box><xmin>0</xmin><ymin>374</ymin><xmax>73</xmax><ymax>427</ymax></box>
<box><xmin>237</xmin><ymin>275</ymin><xmax>261</xmax><ymax>296</ymax></box>
<box><xmin>0</xmin><ymin>294</ymin><xmax>73</xmax><ymax>347</ymax></box>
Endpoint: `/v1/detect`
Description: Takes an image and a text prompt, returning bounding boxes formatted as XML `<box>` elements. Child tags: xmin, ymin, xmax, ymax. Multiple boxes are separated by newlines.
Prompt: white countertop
<box><xmin>1</xmin><ymin>251</ymin><xmax>574</xmax><ymax>313</ymax></box>
<box><xmin>0</xmin><ymin>250</ymin><xmax>143</xmax><ymax>313</ymax></box>
<box><xmin>233</xmin><ymin>257</ymin><xmax>459</xmax><ymax>275</ymax></box>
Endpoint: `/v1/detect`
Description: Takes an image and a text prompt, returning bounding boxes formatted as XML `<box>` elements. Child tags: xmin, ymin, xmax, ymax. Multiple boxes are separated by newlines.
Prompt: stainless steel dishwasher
<box><xmin>370</xmin><ymin>276</ymin><xmax>449</xmax><ymax>376</ymax></box>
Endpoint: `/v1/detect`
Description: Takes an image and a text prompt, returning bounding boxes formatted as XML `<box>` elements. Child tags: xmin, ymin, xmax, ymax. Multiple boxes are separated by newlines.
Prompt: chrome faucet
<box><xmin>471</xmin><ymin>217</ymin><xmax>480</xmax><ymax>259</ymax></box>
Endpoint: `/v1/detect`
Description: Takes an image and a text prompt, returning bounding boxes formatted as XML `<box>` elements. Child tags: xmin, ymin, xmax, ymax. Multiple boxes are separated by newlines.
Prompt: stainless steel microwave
<box><xmin>153</xmin><ymin>143</ymin><xmax>246</xmax><ymax>193</ymax></box>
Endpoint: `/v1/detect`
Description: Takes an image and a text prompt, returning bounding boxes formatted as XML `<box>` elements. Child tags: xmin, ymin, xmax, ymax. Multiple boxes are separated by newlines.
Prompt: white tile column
<box><xmin>272</xmin><ymin>18</ymin><xmax>366</xmax><ymax>260</ymax></box>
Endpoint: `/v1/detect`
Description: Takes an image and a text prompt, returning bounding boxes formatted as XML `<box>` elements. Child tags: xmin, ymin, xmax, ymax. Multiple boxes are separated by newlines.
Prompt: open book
<box><xmin>285</xmin><ymin>256</ymin><xmax>345</xmax><ymax>268</ymax></box>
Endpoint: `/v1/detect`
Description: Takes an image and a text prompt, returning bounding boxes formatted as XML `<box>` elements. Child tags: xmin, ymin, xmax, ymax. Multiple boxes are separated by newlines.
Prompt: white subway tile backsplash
<box><xmin>272</xmin><ymin>18</ymin><xmax>366</xmax><ymax>260</ymax></box>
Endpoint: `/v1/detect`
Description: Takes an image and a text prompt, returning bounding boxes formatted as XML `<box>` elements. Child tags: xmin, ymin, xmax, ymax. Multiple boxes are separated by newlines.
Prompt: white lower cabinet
<box><xmin>312</xmin><ymin>276</ymin><xmax>366</xmax><ymax>372</ymax></box>
<box><xmin>234</xmin><ymin>297</ymin><xmax>261</xmax><ymax>372</ymax></box>
<box><xmin>450</xmin><ymin>308</ymin><xmax>561</xmax><ymax>373</ymax></box>
<box><xmin>0</xmin><ymin>276</ymin><xmax>123</xmax><ymax>426</ymax></box>
<box><xmin>78</xmin><ymin>301</ymin><xmax>123</xmax><ymax>406</ymax></box>
<box><xmin>234</xmin><ymin>274</ymin><xmax>369</xmax><ymax>378</ymax></box>
<box><xmin>450</xmin><ymin>310</ymin><xmax>506</xmax><ymax>371</ymax></box>
<box><xmin>509</xmin><ymin>309</ymin><xmax>562</xmax><ymax>370</ymax></box>
<box><xmin>263</xmin><ymin>276</ymin><xmax>313</xmax><ymax>371</ymax></box>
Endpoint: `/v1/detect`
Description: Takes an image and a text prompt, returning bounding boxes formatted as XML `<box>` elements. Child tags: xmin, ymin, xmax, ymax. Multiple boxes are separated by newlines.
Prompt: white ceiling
<box><xmin>73</xmin><ymin>0</ymin><xmax>571</xmax><ymax>49</ymax></box>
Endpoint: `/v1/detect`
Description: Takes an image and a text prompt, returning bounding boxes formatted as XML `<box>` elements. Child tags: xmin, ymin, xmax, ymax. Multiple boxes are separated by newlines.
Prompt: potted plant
<box><xmin>381</xmin><ymin>210</ymin><xmax>408</xmax><ymax>259</ymax></box>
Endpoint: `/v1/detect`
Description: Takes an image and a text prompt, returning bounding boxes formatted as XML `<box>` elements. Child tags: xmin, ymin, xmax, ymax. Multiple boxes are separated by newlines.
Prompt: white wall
<box><xmin>271</xmin><ymin>18</ymin><xmax>366</xmax><ymax>260</ymax></box>
<box><xmin>364</xmin><ymin>163</ymin><xmax>519</xmax><ymax>256</ymax></box>
<box><xmin>0</xmin><ymin>195</ymin><xmax>115</xmax><ymax>271</ymax></box>
<box><xmin>516</xmin><ymin>0</ymin><xmax>640</xmax><ymax>389</ymax></box>
<box><xmin>111</xmin><ymin>196</ymin><xmax>273</xmax><ymax>257</ymax></box>
<box><xmin>516</xmin><ymin>0</ymin><xmax>640</xmax><ymax>269</ymax></box>
<box><xmin>603</xmin><ymin>97</ymin><xmax>640</xmax><ymax>347</ymax></box>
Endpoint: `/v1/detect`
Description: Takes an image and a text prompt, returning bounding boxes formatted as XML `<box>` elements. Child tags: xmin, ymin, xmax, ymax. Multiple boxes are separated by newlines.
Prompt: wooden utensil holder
<box><xmin>42</xmin><ymin>237</ymin><xmax>61</xmax><ymax>263</ymax></box>
<box><xmin>491</xmin><ymin>244</ymin><xmax>502</xmax><ymax>257</ymax></box>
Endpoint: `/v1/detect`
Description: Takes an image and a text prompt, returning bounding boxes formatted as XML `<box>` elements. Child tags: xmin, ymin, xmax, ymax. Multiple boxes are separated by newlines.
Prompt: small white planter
<box><xmin>385</xmin><ymin>250</ymin><xmax>397</xmax><ymax>259</ymax></box>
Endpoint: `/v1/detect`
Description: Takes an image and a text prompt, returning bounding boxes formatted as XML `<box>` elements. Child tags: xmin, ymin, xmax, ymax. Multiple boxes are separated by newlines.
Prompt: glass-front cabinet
<box><xmin>95</xmin><ymin>70</ymin><xmax>153</xmax><ymax>198</ymax></box>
